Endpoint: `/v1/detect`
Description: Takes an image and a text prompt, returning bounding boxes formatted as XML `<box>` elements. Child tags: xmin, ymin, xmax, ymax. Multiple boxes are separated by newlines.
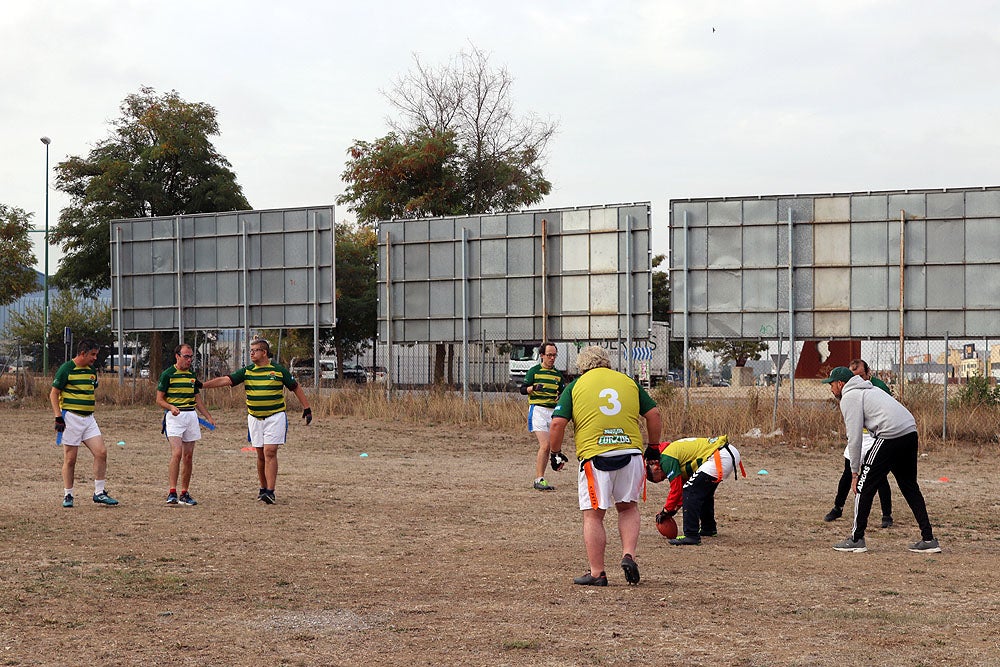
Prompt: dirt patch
<box><xmin>1</xmin><ymin>406</ymin><xmax>998</xmax><ymax>666</ymax></box>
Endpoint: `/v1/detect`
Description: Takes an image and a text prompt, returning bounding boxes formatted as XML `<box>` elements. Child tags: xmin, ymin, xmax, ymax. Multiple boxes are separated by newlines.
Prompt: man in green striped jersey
<box><xmin>50</xmin><ymin>338</ymin><xmax>119</xmax><ymax>508</ymax></box>
<box><xmin>520</xmin><ymin>342</ymin><xmax>566</xmax><ymax>491</ymax></box>
<box><xmin>202</xmin><ymin>339</ymin><xmax>311</xmax><ymax>504</ymax></box>
<box><xmin>156</xmin><ymin>343</ymin><xmax>215</xmax><ymax>506</ymax></box>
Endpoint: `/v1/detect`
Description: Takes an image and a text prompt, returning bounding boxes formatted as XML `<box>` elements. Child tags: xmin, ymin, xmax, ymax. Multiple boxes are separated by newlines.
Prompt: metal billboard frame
<box><xmin>377</xmin><ymin>203</ymin><xmax>653</xmax><ymax>393</ymax></box>
<box><xmin>670</xmin><ymin>186</ymin><xmax>1000</xmax><ymax>400</ymax></box>
<box><xmin>110</xmin><ymin>206</ymin><xmax>335</xmax><ymax>374</ymax></box>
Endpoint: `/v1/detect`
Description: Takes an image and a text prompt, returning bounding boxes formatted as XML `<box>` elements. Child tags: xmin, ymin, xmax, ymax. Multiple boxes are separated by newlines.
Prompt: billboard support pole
<box><xmin>898</xmin><ymin>209</ymin><xmax>906</xmax><ymax>400</ymax></box>
<box><xmin>115</xmin><ymin>226</ymin><xmax>125</xmax><ymax>386</ymax></box>
<box><xmin>176</xmin><ymin>217</ymin><xmax>184</xmax><ymax>344</ymax></box>
<box><xmin>241</xmin><ymin>216</ymin><xmax>251</xmax><ymax>366</ymax></box>
<box><xmin>788</xmin><ymin>208</ymin><xmax>795</xmax><ymax>405</ymax></box>
<box><xmin>540</xmin><ymin>218</ymin><xmax>548</xmax><ymax>344</ymax></box>
<box><xmin>682</xmin><ymin>210</ymin><xmax>690</xmax><ymax>409</ymax></box>
<box><xmin>625</xmin><ymin>214</ymin><xmax>633</xmax><ymax>378</ymax></box>
<box><xmin>313</xmin><ymin>214</ymin><xmax>320</xmax><ymax>390</ymax></box>
<box><xmin>385</xmin><ymin>232</ymin><xmax>394</xmax><ymax>399</ymax></box>
<box><xmin>461</xmin><ymin>228</ymin><xmax>469</xmax><ymax>399</ymax></box>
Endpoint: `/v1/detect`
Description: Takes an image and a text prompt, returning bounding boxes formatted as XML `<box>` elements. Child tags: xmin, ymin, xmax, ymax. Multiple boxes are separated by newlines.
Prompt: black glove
<box><xmin>302</xmin><ymin>408</ymin><xmax>312</xmax><ymax>425</ymax></box>
<box><xmin>550</xmin><ymin>451</ymin><xmax>569</xmax><ymax>471</ymax></box>
<box><xmin>54</xmin><ymin>416</ymin><xmax>66</xmax><ymax>433</ymax></box>
<box><xmin>644</xmin><ymin>444</ymin><xmax>660</xmax><ymax>461</ymax></box>
<box><xmin>655</xmin><ymin>509</ymin><xmax>676</xmax><ymax>524</ymax></box>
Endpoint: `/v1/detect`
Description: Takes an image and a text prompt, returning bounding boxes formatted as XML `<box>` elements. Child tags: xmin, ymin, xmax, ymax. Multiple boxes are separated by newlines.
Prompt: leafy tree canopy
<box><xmin>52</xmin><ymin>86</ymin><xmax>250</xmax><ymax>294</ymax></box>
<box><xmin>338</xmin><ymin>45</ymin><xmax>557</xmax><ymax>223</ymax></box>
<box><xmin>0</xmin><ymin>204</ymin><xmax>39</xmax><ymax>306</ymax></box>
<box><xmin>339</xmin><ymin>131</ymin><xmax>463</xmax><ymax>222</ymax></box>
<box><xmin>699</xmin><ymin>339</ymin><xmax>770</xmax><ymax>367</ymax></box>
<box><xmin>4</xmin><ymin>289</ymin><xmax>112</xmax><ymax>368</ymax></box>
<box><xmin>327</xmin><ymin>221</ymin><xmax>378</xmax><ymax>365</ymax></box>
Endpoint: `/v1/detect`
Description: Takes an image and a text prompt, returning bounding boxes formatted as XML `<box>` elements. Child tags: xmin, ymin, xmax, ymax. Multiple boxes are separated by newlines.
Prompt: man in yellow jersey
<box><xmin>50</xmin><ymin>338</ymin><xmax>119</xmax><ymax>508</ymax></box>
<box><xmin>156</xmin><ymin>343</ymin><xmax>215</xmax><ymax>506</ymax></box>
<box><xmin>645</xmin><ymin>435</ymin><xmax>744</xmax><ymax>545</ymax></box>
<box><xmin>520</xmin><ymin>342</ymin><xmax>566</xmax><ymax>491</ymax></box>
<box><xmin>548</xmin><ymin>346</ymin><xmax>661</xmax><ymax>586</ymax></box>
<box><xmin>202</xmin><ymin>339</ymin><xmax>311</xmax><ymax>504</ymax></box>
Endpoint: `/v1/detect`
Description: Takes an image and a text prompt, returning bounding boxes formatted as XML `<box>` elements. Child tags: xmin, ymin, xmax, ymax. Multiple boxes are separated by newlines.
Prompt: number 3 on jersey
<box><xmin>598</xmin><ymin>388</ymin><xmax>622</xmax><ymax>416</ymax></box>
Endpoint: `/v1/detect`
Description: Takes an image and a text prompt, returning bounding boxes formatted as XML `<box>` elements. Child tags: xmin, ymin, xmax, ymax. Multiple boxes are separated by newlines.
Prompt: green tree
<box><xmin>52</xmin><ymin>86</ymin><xmax>250</xmax><ymax>295</ymax></box>
<box><xmin>327</xmin><ymin>221</ymin><xmax>378</xmax><ymax>372</ymax></box>
<box><xmin>700</xmin><ymin>339</ymin><xmax>769</xmax><ymax>367</ymax></box>
<box><xmin>4</xmin><ymin>290</ymin><xmax>112</xmax><ymax>368</ymax></box>
<box><xmin>339</xmin><ymin>131</ymin><xmax>463</xmax><ymax>221</ymax></box>
<box><xmin>339</xmin><ymin>45</ymin><xmax>556</xmax><ymax>384</ymax></box>
<box><xmin>651</xmin><ymin>253</ymin><xmax>669</xmax><ymax>321</ymax></box>
<box><xmin>0</xmin><ymin>204</ymin><xmax>39</xmax><ymax>305</ymax></box>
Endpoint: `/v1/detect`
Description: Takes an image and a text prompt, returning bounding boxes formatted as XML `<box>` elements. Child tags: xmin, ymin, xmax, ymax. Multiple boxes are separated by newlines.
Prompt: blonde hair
<box><xmin>576</xmin><ymin>346</ymin><xmax>611</xmax><ymax>373</ymax></box>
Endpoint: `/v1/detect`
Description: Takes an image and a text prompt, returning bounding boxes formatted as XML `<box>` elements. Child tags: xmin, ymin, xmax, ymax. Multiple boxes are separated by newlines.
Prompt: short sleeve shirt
<box><xmin>524</xmin><ymin>364</ymin><xmax>564</xmax><ymax>408</ymax></box>
<box><xmin>552</xmin><ymin>367</ymin><xmax>656</xmax><ymax>461</ymax></box>
<box><xmin>157</xmin><ymin>365</ymin><xmax>200</xmax><ymax>410</ymax></box>
<box><xmin>52</xmin><ymin>361</ymin><xmax>98</xmax><ymax>415</ymax></box>
<box><xmin>228</xmin><ymin>362</ymin><xmax>298</xmax><ymax>418</ymax></box>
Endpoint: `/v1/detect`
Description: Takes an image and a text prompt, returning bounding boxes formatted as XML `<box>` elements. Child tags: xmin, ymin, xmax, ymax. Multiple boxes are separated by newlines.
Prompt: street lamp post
<box><xmin>40</xmin><ymin>136</ymin><xmax>51</xmax><ymax>377</ymax></box>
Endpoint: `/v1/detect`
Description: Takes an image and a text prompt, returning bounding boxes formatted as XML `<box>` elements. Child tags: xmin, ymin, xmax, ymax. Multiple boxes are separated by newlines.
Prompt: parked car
<box><xmin>293</xmin><ymin>359</ymin><xmax>367</xmax><ymax>383</ymax></box>
<box><xmin>366</xmin><ymin>365</ymin><xmax>387</xmax><ymax>383</ymax></box>
<box><xmin>341</xmin><ymin>362</ymin><xmax>367</xmax><ymax>383</ymax></box>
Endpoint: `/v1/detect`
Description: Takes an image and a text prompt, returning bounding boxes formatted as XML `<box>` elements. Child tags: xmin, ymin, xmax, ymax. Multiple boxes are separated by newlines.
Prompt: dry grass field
<box><xmin>1</xmin><ymin>381</ymin><xmax>999</xmax><ymax>666</ymax></box>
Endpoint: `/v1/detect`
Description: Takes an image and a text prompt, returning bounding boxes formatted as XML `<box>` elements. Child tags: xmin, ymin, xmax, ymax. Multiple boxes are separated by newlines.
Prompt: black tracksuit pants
<box><xmin>835</xmin><ymin>457</ymin><xmax>892</xmax><ymax>518</ymax></box>
<box><xmin>852</xmin><ymin>431</ymin><xmax>934</xmax><ymax>542</ymax></box>
<box><xmin>681</xmin><ymin>472</ymin><xmax>718</xmax><ymax>538</ymax></box>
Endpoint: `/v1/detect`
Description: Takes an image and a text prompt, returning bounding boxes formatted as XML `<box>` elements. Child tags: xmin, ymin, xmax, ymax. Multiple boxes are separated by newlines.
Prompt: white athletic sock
<box><xmin>64</xmin><ymin>488</ymin><xmax>73</xmax><ymax>497</ymax></box>
<box><xmin>95</xmin><ymin>480</ymin><xmax>106</xmax><ymax>494</ymax></box>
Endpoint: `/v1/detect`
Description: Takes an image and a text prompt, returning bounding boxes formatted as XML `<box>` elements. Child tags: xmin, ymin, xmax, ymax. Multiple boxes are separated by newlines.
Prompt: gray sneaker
<box><xmin>833</xmin><ymin>537</ymin><xmax>867</xmax><ymax>553</ymax></box>
<box><xmin>908</xmin><ymin>539</ymin><xmax>941</xmax><ymax>553</ymax></box>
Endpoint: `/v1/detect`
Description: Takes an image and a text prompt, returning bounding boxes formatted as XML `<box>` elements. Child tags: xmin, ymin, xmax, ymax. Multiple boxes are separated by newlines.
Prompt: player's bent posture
<box><xmin>156</xmin><ymin>343</ymin><xmax>215</xmax><ymax>506</ymax></box>
<box><xmin>520</xmin><ymin>342</ymin><xmax>565</xmax><ymax>491</ymax></box>
<box><xmin>822</xmin><ymin>366</ymin><xmax>940</xmax><ymax>554</ymax></box>
<box><xmin>548</xmin><ymin>346</ymin><xmax>661</xmax><ymax>587</ymax></box>
<box><xmin>645</xmin><ymin>435</ymin><xmax>745</xmax><ymax>545</ymax></box>
<box><xmin>823</xmin><ymin>359</ymin><xmax>893</xmax><ymax>528</ymax></box>
<box><xmin>50</xmin><ymin>338</ymin><xmax>119</xmax><ymax>508</ymax></box>
<box><xmin>201</xmin><ymin>339</ymin><xmax>311</xmax><ymax>504</ymax></box>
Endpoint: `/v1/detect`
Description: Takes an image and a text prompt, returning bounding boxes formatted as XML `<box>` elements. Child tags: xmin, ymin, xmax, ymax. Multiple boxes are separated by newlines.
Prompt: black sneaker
<box><xmin>908</xmin><ymin>538</ymin><xmax>941</xmax><ymax>553</ymax></box>
<box><xmin>824</xmin><ymin>507</ymin><xmax>843</xmax><ymax>522</ymax></box>
<box><xmin>166</xmin><ymin>491</ymin><xmax>179</xmax><ymax>505</ymax></box>
<box><xmin>178</xmin><ymin>492</ymin><xmax>197</xmax><ymax>506</ymax></box>
<box><xmin>257</xmin><ymin>488</ymin><xmax>267</xmax><ymax>502</ymax></box>
<box><xmin>668</xmin><ymin>535</ymin><xmax>701</xmax><ymax>546</ymax></box>
<box><xmin>573</xmin><ymin>571</ymin><xmax>608</xmax><ymax>586</ymax></box>
<box><xmin>62</xmin><ymin>494</ymin><xmax>74</xmax><ymax>508</ymax></box>
<box><xmin>700</xmin><ymin>529</ymin><xmax>718</xmax><ymax>537</ymax></box>
<box><xmin>881</xmin><ymin>516</ymin><xmax>893</xmax><ymax>529</ymax></box>
<box><xmin>260</xmin><ymin>490</ymin><xmax>275</xmax><ymax>505</ymax></box>
<box><xmin>621</xmin><ymin>555</ymin><xmax>640</xmax><ymax>585</ymax></box>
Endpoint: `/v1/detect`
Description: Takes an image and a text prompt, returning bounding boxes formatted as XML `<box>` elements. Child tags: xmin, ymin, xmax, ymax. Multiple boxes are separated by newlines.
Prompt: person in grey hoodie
<box><xmin>821</xmin><ymin>366</ymin><xmax>940</xmax><ymax>554</ymax></box>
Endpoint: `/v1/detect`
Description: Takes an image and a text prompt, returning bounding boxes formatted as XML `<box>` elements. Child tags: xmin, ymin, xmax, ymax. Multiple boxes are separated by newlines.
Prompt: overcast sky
<box><xmin>5</xmin><ymin>0</ymin><xmax>999</xmax><ymax>274</ymax></box>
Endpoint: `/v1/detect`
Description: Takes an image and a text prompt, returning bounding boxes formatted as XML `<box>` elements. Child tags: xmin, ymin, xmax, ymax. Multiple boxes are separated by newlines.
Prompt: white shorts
<box><xmin>528</xmin><ymin>405</ymin><xmax>554</xmax><ymax>433</ymax></box>
<box><xmin>164</xmin><ymin>410</ymin><xmax>201</xmax><ymax>443</ymax></box>
<box><xmin>61</xmin><ymin>411</ymin><xmax>101</xmax><ymax>447</ymax></box>
<box><xmin>696</xmin><ymin>443</ymin><xmax>742</xmax><ymax>480</ymax></box>
<box><xmin>843</xmin><ymin>431</ymin><xmax>876</xmax><ymax>459</ymax></box>
<box><xmin>578</xmin><ymin>451</ymin><xmax>646</xmax><ymax>511</ymax></box>
<box><xmin>247</xmin><ymin>412</ymin><xmax>288</xmax><ymax>447</ymax></box>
